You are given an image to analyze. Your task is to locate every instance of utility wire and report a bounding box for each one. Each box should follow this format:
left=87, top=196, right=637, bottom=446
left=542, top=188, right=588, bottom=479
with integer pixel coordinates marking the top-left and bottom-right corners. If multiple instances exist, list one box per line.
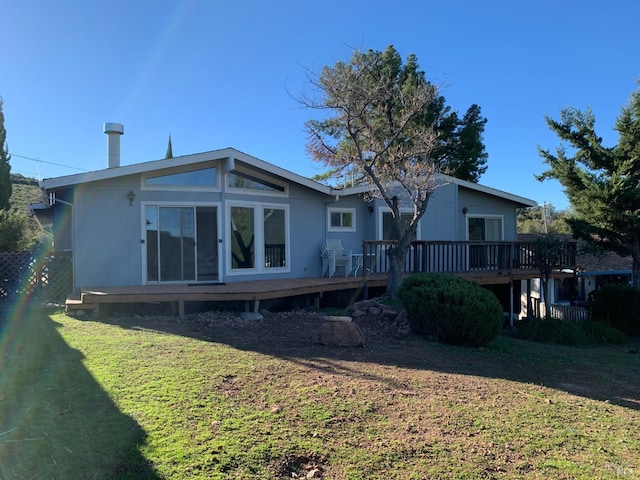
left=11, top=153, right=90, bottom=172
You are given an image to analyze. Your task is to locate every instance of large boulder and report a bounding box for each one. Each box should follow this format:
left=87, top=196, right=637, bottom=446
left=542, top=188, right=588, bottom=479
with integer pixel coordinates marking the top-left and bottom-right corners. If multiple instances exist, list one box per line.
left=313, top=316, right=365, bottom=347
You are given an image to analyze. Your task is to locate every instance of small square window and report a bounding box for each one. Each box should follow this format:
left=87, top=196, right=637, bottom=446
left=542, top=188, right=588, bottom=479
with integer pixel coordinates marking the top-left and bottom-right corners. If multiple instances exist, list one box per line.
left=328, top=208, right=356, bottom=232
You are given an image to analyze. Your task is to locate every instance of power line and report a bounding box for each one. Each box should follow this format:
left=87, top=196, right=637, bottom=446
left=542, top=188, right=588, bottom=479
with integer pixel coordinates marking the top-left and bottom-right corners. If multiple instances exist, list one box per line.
left=10, top=153, right=89, bottom=172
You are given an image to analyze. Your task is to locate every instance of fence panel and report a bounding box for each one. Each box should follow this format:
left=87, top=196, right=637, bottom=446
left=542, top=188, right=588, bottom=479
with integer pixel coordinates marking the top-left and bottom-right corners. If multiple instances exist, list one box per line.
left=0, top=251, right=72, bottom=307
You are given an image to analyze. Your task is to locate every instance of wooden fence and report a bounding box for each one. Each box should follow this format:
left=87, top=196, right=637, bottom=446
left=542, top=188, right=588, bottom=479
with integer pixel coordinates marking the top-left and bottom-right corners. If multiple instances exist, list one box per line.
left=0, top=250, right=72, bottom=307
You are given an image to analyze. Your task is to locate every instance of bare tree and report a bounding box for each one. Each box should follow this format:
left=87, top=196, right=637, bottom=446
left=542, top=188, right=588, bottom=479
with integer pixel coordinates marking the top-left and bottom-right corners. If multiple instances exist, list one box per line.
left=301, top=45, right=446, bottom=297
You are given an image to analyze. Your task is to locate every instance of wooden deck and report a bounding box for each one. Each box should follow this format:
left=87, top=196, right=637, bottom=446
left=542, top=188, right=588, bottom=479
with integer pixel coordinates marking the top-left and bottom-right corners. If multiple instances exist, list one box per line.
left=65, top=267, right=572, bottom=318
left=66, top=275, right=390, bottom=316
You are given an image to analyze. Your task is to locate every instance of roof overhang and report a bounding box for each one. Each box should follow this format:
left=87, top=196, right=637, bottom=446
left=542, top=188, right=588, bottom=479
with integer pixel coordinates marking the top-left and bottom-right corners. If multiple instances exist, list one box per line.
left=41, top=147, right=334, bottom=196
left=331, top=173, right=538, bottom=207
left=39, top=148, right=537, bottom=207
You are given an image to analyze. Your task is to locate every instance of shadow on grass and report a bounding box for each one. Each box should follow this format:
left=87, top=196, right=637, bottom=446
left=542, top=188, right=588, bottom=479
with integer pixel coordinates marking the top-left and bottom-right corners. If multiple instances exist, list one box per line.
left=0, top=307, right=160, bottom=479
left=92, top=306, right=640, bottom=412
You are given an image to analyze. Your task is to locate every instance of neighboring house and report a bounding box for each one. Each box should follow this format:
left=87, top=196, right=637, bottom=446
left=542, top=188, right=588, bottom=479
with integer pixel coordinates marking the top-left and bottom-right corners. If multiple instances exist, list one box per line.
left=36, top=124, right=538, bottom=299
left=574, top=250, right=633, bottom=305
left=517, top=233, right=633, bottom=318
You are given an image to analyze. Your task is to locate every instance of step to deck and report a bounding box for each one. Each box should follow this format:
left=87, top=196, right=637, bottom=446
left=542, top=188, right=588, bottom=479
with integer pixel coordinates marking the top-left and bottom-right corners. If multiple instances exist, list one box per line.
left=65, top=297, right=99, bottom=313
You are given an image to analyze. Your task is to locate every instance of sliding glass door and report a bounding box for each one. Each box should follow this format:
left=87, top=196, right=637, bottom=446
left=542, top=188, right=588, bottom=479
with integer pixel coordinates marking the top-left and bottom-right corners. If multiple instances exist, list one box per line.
left=145, top=206, right=219, bottom=283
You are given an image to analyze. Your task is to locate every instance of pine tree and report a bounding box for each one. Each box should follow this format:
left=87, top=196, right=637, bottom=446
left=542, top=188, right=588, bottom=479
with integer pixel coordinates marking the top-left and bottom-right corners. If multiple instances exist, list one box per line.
left=538, top=83, right=640, bottom=288
left=165, top=135, right=173, bottom=159
left=0, top=97, right=12, bottom=210
left=433, top=104, right=488, bottom=182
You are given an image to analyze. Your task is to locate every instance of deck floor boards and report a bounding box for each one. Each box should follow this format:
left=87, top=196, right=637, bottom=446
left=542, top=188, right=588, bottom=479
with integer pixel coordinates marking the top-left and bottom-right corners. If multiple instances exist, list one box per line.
left=66, top=269, right=567, bottom=313
left=70, top=275, right=389, bottom=312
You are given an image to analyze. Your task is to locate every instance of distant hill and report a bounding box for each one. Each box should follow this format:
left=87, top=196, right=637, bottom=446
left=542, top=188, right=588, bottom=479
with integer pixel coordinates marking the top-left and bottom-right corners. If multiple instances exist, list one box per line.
left=9, top=173, right=42, bottom=215
left=10, top=173, right=39, bottom=186
left=6, top=173, right=47, bottom=248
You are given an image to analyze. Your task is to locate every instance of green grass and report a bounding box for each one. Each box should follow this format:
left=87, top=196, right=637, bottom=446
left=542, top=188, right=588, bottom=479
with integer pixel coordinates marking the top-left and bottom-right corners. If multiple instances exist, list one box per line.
left=1, top=309, right=639, bottom=479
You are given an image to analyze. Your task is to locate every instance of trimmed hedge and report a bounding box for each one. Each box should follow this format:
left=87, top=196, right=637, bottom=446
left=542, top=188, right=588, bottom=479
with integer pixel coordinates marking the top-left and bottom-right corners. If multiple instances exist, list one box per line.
left=399, top=273, right=504, bottom=347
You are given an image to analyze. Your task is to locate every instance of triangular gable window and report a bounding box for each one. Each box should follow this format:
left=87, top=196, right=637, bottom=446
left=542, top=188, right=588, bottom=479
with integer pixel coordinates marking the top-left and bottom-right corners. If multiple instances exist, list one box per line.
left=227, top=171, right=285, bottom=193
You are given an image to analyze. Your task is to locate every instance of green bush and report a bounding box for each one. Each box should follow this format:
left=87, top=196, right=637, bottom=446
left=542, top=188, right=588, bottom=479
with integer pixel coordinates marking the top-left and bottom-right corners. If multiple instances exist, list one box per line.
left=398, top=273, right=504, bottom=347
left=580, top=320, right=628, bottom=345
left=515, top=317, right=591, bottom=345
left=515, top=318, right=628, bottom=346
left=590, top=284, right=640, bottom=336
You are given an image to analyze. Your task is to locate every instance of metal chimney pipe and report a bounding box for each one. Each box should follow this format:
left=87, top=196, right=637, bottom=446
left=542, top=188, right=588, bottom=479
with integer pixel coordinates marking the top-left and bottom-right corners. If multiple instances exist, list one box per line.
left=103, top=122, right=124, bottom=168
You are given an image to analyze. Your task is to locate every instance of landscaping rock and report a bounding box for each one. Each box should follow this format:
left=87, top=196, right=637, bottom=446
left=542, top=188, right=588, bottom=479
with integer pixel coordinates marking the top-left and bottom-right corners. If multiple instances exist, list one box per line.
left=313, top=316, right=365, bottom=347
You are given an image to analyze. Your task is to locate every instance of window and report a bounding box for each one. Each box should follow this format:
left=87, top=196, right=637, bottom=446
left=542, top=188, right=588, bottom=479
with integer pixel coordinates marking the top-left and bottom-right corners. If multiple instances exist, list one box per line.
left=228, top=202, right=289, bottom=274
left=144, top=166, right=218, bottom=189
left=145, top=205, right=219, bottom=283
left=555, top=277, right=575, bottom=303
left=230, top=206, right=255, bottom=270
left=382, top=211, right=415, bottom=240
left=467, top=216, right=503, bottom=241
left=227, top=170, right=286, bottom=194
left=264, top=207, right=286, bottom=268
left=467, top=215, right=504, bottom=269
left=328, top=208, right=356, bottom=232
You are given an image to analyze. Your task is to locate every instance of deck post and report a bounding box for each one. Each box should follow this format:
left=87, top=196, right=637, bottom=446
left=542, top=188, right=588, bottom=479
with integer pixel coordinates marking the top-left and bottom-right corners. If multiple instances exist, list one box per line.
left=509, top=279, right=514, bottom=328
left=178, top=300, right=185, bottom=319
left=526, top=279, right=532, bottom=320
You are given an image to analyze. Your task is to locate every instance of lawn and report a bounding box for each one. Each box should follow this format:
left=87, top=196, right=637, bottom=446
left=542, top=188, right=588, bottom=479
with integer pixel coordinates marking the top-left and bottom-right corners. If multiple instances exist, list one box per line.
left=1, top=307, right=639, bottom=479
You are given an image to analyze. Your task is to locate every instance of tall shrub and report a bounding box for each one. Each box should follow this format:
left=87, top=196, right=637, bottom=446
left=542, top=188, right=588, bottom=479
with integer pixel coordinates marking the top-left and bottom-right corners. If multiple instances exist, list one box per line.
left=399, top=273, right=504, bottom=347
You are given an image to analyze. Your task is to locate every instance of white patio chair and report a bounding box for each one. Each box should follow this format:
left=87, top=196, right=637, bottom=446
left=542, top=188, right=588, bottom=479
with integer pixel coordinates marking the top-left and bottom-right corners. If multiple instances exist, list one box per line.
left=320, top=239, right=352, bottom=277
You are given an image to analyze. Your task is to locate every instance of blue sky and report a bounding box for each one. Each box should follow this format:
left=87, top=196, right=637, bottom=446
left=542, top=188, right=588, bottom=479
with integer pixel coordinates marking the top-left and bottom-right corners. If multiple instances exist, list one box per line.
left=3, top=0, right=639, bottom=210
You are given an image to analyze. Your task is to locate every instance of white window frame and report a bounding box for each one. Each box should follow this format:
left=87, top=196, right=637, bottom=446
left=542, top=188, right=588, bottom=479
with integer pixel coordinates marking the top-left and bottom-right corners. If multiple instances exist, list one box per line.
left=328, top=207, right=357, bottom=232
left=465, top=214, right=504, bottom=241
left=225, top=200, right=290, bottom=276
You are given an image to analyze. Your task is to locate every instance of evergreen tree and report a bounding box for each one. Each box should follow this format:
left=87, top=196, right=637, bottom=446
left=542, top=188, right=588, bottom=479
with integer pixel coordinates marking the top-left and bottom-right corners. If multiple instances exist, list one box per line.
left=538, top=83, right=640, bottom=288
left=434, top=104, right=488, bottom=182
left=165, top=135, right=173, bottom=159
left=0, top=210, right=26, bottom=251
left=0, top=97, right=11, bottom=210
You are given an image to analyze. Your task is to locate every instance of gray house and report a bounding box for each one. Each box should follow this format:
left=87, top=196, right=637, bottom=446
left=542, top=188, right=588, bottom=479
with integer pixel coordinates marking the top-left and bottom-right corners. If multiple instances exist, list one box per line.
left=38, top=124, right=547, bottom=313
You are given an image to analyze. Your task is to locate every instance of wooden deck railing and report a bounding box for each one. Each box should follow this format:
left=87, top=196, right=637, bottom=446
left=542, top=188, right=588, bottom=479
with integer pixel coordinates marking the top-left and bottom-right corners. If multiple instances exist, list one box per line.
left=361, top=240, right=577, bottom=276
left=549, top=304, right=590, bottom=323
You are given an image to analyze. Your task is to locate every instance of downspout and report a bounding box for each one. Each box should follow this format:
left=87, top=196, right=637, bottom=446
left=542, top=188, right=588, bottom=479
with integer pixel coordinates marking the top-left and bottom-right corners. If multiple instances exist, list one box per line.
left=48, top=193, right=77, bottom=294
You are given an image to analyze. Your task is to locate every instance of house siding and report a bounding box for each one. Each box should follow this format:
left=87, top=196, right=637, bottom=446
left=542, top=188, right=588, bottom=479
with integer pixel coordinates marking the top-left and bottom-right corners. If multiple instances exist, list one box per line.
left=458, top=187, right=519, bottom=241
left=43, top=149, right=534, bottom=290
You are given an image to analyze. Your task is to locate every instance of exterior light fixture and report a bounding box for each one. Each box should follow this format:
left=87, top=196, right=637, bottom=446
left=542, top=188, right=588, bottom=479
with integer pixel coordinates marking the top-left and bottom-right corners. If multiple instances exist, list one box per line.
left=462, top=207, right=468, bottom=214
left=127, top=191, right=136, bottom=206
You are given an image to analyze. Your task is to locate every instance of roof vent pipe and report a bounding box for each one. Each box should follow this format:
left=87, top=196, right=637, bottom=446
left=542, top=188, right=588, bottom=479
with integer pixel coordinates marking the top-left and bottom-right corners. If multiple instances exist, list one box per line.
left=103, top=122, right=124, bottom=168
